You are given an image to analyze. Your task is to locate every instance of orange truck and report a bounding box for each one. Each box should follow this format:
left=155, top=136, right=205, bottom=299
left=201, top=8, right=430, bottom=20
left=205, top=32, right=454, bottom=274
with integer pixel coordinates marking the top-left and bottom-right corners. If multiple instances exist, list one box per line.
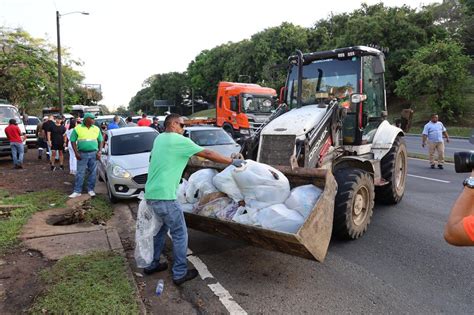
left=185, top=81, right=277, bottom=138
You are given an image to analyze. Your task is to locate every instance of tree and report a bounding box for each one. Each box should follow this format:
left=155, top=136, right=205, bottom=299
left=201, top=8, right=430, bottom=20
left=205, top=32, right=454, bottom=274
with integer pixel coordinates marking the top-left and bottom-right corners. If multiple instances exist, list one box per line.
left=395, top=39, right=470, bottom=122
left=0, top=27, right=84, bottom=115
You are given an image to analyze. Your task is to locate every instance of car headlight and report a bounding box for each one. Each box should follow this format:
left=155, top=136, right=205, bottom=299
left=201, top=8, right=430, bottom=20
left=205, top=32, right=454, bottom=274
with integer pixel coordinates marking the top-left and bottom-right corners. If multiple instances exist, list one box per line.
left=112, top=165, right=131, bottom=178
left=240, top=128, right=250, bottom=135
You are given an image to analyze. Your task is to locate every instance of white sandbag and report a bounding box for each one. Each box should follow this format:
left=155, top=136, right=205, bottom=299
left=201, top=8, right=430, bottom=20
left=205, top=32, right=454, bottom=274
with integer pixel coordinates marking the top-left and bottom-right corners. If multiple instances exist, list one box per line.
left=195, top=197, right=232, bottom=218
left=212, top=165, right=243, bottom=201
left=232, top=160, right=290, bottom=205
left=180, top=202, right=195, bottom=213
left=134, top=192, right=163, bottom=268
left=185, top=169, right=218, bottom=203
left=255, top=204, right=304, bottom=234
left=215, top=202, right=239, bottom=221
left=284, top=184, right=323, bottom=219
left=232, top=207, right=259, bottom=225
left=176, top=179, right=188, bottom=204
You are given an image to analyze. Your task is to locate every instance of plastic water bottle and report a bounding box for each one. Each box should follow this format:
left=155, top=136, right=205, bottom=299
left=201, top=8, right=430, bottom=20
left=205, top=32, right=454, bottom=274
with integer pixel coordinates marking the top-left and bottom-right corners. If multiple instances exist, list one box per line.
left=155, top=279, right=164, bottom=296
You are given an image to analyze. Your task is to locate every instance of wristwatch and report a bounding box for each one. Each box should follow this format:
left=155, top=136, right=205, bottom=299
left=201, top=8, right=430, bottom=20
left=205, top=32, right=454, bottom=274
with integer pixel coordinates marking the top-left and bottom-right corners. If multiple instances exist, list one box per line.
left=463, top=177, right=474, bottom=189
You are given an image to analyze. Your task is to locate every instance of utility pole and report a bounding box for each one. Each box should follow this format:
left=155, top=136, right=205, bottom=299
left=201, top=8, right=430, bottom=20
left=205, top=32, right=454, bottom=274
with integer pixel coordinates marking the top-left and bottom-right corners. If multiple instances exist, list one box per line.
left=56, top=11, right=63, bottom=114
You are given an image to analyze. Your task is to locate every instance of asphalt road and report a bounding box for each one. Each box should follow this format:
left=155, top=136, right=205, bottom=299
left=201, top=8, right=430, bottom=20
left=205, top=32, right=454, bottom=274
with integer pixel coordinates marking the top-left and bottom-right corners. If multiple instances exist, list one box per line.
left=176, top=158, right=473, bottom=313
left=404, top=135, right=472, bottom=158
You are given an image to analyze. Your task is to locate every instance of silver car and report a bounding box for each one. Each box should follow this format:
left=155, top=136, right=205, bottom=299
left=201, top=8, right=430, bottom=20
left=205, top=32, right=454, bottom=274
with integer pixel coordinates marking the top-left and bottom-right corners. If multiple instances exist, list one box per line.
left=97, top=127, right=159, bottom=202
left=184, top=126, right=241, bottom=157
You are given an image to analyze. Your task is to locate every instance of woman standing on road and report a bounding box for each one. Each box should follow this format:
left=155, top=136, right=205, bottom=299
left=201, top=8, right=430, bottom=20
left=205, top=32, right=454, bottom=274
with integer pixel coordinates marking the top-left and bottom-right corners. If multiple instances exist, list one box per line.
left=66, top=119, right=77, bottom=175
left=47, top=115, right=67, bottom=171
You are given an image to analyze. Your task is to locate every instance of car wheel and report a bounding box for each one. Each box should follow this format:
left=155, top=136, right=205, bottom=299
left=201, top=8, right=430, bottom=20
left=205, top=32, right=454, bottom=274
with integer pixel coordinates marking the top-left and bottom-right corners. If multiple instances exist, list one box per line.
left=106, top=178, right=118, bottom=203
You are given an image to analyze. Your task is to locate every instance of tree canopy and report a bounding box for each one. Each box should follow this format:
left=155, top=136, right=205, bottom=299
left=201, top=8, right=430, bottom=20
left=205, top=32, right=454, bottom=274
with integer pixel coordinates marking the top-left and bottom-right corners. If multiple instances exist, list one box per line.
left=0, top=27, right=95, bottom=115
left=129, top=1, right=472, bottom=121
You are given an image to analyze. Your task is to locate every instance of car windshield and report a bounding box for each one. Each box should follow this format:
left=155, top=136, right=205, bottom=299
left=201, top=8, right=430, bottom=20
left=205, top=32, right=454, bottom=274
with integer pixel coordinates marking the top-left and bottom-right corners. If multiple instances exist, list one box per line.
left=110, top=132, right=158, bottom=156
left=287, top=57, right=360, bottom=107
left=189, top=129, right=235, bottom=146
left=0, top=107, right=21, bottom=125
left=241, top=94, right=274, bottom=113
left=27, top=117, right=40, bottom=125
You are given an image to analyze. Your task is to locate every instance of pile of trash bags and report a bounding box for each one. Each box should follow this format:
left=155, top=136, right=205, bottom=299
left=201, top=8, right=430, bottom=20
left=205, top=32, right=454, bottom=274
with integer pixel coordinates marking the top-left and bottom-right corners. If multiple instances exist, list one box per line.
left=177, top=160, right=322, bottom=234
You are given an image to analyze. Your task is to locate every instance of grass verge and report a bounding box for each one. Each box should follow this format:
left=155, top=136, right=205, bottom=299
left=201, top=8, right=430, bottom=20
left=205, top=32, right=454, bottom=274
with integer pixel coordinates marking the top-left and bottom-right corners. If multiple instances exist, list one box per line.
left=0, top=190, right=67, bottom=253
left=86, top=195, right=114, bottom=223
left=408, top=126, right=471, bottom=138
left=189, top=108, right=216, bottom=118
left=31, top=251, right=139, bottom=314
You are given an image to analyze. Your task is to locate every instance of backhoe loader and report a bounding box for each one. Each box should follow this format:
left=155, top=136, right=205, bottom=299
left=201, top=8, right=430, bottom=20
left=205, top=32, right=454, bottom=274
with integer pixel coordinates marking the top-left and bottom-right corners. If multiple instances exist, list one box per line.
left=183, top=46, right=410, bottom=261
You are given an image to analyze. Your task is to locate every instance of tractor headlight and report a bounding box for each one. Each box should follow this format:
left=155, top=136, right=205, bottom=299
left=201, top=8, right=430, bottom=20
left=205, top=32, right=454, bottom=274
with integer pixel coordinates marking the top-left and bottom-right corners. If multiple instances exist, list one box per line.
left=112, top=165, right=131, bottom=179
left=240, top=128, right=250, bottom=135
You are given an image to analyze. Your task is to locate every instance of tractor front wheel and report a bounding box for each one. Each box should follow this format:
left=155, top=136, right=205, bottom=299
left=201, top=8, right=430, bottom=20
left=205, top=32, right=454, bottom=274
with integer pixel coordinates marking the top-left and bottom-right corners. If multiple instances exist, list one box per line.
left=333, top=169, right=375, bottom=240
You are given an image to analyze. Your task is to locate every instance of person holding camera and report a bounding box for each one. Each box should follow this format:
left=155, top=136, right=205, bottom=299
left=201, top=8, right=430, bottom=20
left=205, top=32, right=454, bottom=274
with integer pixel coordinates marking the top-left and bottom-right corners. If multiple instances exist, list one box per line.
left=444, top=151, right=474, bottom=246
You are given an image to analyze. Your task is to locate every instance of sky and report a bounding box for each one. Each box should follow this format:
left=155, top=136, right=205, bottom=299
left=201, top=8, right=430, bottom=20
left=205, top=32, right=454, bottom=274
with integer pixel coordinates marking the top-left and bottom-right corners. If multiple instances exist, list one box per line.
left=1, top=0, right=440, bottom=110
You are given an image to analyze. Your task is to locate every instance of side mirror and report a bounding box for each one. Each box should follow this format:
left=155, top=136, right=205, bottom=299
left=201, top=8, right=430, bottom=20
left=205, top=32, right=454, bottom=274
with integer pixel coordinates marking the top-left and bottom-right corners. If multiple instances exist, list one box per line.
left=351, top=93, right=367, bottom=103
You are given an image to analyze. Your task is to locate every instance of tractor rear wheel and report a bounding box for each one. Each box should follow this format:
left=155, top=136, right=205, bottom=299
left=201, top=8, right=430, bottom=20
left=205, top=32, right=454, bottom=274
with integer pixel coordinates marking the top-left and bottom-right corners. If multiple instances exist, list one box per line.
left=333, top=169, right=375, bottom=240
left=375, top=136, right=407, bottom=204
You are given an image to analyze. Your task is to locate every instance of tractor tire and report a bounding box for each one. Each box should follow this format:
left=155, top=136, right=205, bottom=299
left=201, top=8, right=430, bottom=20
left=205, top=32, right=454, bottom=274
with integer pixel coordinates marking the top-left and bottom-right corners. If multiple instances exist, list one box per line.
left=375, top=136, right=407, bottom=204
left=333, top=169, right=375, bottom=240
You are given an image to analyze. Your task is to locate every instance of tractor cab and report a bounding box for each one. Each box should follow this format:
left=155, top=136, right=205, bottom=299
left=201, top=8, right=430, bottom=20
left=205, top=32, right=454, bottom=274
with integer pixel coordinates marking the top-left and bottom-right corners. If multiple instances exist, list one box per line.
left=285, top=46, right=387, bottom=146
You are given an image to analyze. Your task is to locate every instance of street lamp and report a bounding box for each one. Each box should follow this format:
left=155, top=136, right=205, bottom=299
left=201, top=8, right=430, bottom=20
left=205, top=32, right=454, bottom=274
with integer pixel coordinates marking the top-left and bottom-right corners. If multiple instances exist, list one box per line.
left=56, top=10, right=89, bottom=114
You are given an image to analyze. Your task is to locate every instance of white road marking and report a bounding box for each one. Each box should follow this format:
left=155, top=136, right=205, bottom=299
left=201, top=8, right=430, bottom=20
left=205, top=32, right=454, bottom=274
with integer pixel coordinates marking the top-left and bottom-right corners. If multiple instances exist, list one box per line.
left=187, top=255, right=213, bottom=280
left=186, top=244, right=247, bottom=313
left=208, top=283, right=248, bottom=315
left=407, top=174, right=451, bottom=183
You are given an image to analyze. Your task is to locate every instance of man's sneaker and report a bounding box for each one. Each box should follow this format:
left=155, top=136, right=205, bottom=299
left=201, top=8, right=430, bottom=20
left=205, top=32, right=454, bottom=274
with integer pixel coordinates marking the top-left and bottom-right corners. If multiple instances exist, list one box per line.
left=60, top=165, right=64, bottom=171
left=38, top=156, right=42, bottom=160
left=69, top=192, right=82, bottom=198
left=173, top=269, right=199, bottom=286
left=88, top=191, right=96, bottom=197
left=51, top=165, right=55, bottom=171
left=143, top=262, right=168, bottom=275
left=438, top=164, right=444, bottom=169
left=430, top=164, right=435, bottom=169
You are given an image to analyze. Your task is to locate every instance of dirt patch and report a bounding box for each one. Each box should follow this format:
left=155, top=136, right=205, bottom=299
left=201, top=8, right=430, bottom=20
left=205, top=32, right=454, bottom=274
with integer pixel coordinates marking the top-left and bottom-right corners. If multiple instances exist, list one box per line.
left=0, top=247, right=52, bottom=314
left=0, top=148, right=74, bottom=195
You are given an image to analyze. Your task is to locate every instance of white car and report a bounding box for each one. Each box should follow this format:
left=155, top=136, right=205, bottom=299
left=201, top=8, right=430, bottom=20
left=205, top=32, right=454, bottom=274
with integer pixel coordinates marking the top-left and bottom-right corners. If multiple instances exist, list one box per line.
left=184, top=126, right=241, bottom=157
left=24, top=116, right=41, bottom=147
left=0, top=104, right=27, bottom=157
left=97, top=127, right=159, bottom=202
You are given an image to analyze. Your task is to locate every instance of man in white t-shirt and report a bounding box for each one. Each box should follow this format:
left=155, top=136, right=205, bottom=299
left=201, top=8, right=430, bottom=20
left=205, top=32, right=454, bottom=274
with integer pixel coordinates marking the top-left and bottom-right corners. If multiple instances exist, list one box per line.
left=422, top=114, right=450, bottom=169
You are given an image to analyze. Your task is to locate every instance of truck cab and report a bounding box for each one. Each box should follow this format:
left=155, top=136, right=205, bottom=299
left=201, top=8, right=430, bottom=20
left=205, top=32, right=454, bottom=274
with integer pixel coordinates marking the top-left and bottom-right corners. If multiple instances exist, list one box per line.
left=215, top=81, right=276, bottom=138
left=0, top=104, right=27, bottom=157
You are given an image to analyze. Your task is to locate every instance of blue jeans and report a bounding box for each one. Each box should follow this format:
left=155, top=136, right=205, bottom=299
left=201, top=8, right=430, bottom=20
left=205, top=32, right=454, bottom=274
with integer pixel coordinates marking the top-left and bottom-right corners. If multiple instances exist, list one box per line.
left=10, top=142, right=24, bottom=166
left=73, top=151, right=97, bottom=193
left=146, top=200, right=188, bottom=280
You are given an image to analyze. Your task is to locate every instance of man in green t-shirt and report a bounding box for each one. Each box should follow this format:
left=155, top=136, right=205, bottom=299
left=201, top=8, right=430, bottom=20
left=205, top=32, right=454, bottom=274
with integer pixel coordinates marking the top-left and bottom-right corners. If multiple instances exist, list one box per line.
left=144, top=113, right=243, bottom=285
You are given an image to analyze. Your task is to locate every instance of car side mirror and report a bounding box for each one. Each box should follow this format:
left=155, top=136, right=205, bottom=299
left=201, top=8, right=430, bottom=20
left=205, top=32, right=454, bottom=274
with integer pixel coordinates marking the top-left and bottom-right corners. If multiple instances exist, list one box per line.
left=351, top=93, right=367, bottom=103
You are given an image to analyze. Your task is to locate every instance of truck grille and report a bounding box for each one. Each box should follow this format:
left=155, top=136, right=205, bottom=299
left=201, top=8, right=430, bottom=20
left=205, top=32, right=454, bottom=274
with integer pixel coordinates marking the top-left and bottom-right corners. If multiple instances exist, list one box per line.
left=258, top=135, right=295, bottom=166
left=133, top=174, right=148, bottom=185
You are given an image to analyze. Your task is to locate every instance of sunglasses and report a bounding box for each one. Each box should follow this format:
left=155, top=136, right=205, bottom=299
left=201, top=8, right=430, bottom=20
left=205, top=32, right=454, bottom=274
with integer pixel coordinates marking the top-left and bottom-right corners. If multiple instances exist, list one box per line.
left=176, top=122, right=185, bottom=128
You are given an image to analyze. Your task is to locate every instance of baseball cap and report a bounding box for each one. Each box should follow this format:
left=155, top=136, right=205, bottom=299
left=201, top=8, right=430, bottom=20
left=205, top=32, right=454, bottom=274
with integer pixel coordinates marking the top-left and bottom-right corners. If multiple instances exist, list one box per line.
left=83, top=113, right=95, bottom=120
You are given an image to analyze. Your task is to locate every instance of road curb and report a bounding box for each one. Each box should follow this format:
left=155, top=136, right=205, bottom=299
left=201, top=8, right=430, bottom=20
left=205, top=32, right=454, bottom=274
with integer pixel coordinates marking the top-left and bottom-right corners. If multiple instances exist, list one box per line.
left=109, top=202, right=147, bottom=315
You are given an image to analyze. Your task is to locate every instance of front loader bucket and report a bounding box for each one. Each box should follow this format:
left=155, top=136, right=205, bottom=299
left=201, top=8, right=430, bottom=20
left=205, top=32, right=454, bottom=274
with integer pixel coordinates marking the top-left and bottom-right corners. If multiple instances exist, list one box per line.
left=183, top=159, right=337, bottom=262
